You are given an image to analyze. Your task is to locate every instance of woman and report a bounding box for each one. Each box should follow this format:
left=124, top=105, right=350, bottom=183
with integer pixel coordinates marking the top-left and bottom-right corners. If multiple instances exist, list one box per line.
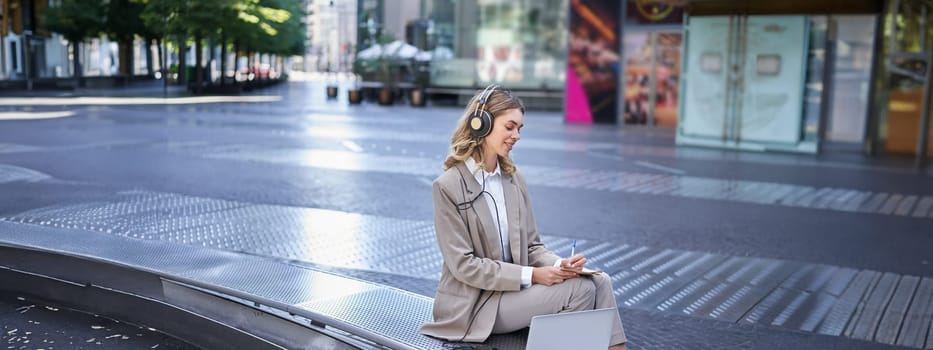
left=420, top=85, right=627, bottom=349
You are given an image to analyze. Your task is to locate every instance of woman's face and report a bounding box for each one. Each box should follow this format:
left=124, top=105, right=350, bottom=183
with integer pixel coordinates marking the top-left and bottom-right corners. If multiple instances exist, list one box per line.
left=485, top=108, right=523, bottom=159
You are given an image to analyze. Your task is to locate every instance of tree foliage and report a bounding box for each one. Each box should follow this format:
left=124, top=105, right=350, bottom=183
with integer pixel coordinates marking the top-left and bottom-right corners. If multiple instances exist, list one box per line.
left=256, top=0, right=305, bottom=56
left=45, top=0, right=304, bottom=55
left=106, top=0, right=147, bottom=42
left=43, top=0, right=107, bottom=43
left=42, top=0, right=305, bottom=83
left=139, top=0, right=304, bottom=55
left=43, top=0, right=108, bottom=81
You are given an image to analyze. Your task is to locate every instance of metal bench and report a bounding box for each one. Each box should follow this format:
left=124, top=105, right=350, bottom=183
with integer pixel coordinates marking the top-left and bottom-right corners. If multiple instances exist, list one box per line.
left=0, top=221, right=525, bottom=349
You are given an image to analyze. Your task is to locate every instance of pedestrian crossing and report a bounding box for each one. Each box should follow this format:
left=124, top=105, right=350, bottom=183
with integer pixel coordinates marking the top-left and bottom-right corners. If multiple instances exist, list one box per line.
left=158, top=143, right=933, bottom=219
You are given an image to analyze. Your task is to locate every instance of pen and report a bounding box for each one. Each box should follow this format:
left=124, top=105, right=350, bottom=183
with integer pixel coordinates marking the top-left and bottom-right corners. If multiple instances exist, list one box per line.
left=571, top=239, right=576, bottom=257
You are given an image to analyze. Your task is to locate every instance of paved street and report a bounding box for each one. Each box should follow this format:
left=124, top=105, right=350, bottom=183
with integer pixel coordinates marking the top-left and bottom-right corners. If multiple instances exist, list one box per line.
left=1, top=79, right=931, bottom=349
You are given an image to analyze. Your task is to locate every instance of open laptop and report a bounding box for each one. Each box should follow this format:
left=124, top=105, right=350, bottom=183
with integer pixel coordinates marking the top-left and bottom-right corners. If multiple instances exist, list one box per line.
left=524, top=308, right=615, bottom=350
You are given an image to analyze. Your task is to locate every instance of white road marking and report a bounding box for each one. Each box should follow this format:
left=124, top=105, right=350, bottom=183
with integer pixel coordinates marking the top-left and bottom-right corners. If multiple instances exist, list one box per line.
left=635, top=160, right=686, bottom=175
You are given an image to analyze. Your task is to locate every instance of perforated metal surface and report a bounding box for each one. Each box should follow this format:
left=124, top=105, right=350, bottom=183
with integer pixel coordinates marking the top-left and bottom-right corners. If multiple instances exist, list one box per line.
left=896, top=277, right=933, bottom=348
left=5, top=191, right=933, bottom=349
left=818, top=270, right=879, bottom=336
left=297, top=288, right=437, bottom=349
left=847, top=272, right=899, bottom=341
left=0, top=221, right=448, bottom=350
left=163, top=144, right=933, bottom=219
left=876, top=276, right=920, bottom=345
left=5, top=191, right=440, bottom=277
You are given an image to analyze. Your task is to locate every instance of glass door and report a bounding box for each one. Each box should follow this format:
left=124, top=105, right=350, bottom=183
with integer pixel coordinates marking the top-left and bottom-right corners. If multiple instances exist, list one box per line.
left=679, top=16, right=730, bottom=138
left=678, top=15, right=813, bottom=152
left=881, top=0, right=933, bottom=157
left=825, top=16, right=877, bottom=143
left=885, top=55, right=930, bottom=154
left=737, top=16, right=809, bottom=144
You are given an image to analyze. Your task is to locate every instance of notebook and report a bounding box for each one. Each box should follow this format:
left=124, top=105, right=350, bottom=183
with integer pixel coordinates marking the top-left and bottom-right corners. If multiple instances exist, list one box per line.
left=524, top=308, right=614, bottom=350
left=560, top=266, right=603, bottom=276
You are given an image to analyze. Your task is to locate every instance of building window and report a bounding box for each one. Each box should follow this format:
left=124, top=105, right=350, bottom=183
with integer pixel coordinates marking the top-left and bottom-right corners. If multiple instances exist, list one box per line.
left=10, top=42, right=17, bottom=71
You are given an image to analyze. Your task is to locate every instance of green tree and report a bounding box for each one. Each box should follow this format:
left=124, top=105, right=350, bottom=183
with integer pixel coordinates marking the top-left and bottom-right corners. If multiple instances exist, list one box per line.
left=105, top=0, right=147, bottom=78
left=141, top=0, right=198, bottom=85
left=248, top=0, right=305, bottom=76
left=43, top=0, right=107, bottom=86
left=263, top=0, right=305, bottom=57
left=228, top=0, right=302, bottom=80
left=139, top=0, right=304, bottom=90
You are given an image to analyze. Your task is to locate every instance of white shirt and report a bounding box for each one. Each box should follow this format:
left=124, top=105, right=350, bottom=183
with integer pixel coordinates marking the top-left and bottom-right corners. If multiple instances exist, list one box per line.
left=465, top=158, right=534, bottom=288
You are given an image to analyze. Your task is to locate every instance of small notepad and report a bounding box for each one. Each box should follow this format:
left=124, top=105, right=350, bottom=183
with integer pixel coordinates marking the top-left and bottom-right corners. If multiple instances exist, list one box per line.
left=561, top=266, right=602, bottom=275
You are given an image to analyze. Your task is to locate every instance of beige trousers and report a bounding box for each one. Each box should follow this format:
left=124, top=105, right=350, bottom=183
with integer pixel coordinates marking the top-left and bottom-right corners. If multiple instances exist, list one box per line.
left=492, top=273, right=627, bottom=346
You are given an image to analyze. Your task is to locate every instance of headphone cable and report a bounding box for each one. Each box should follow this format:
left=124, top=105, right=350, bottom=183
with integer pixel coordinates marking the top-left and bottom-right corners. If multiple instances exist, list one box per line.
left=449, top=163, right=506, bottom=344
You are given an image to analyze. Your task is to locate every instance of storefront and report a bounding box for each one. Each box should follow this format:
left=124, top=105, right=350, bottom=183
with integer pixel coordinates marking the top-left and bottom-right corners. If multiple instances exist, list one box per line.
left=422, top=0, right=568, bottom=91
left=621, top=2, right=684, bottom=127
left=677, top=0, right=931, bottom=165
left=879, top=0, right=933, bottom=165
left=365, top=0, right=931, bottom=166
left=566, top=0, right=684, bottom=125
left=678, top=15, right=816, bottom=152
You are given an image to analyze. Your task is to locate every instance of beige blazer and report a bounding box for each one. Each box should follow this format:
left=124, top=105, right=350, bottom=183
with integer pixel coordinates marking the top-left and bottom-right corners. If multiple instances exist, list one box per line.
left=421, top=162, right=560, bottom=342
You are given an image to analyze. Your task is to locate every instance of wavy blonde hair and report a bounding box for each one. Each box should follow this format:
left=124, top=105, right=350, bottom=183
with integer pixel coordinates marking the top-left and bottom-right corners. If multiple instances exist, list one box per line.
left=443, top=87, right=525, bottom=175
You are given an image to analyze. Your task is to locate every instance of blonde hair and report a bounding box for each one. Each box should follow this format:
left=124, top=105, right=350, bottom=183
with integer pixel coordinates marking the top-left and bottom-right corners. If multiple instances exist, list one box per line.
left=443, top=87, right=525, bottom=175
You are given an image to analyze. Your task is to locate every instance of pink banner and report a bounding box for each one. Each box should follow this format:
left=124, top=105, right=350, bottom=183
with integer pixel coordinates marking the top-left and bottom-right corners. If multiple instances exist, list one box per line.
left=565, top=0, right=621, bottom=124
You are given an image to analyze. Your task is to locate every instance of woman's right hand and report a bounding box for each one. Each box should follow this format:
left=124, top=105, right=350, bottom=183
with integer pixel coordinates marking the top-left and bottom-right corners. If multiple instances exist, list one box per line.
left=531, top=266, right=578, bottom=286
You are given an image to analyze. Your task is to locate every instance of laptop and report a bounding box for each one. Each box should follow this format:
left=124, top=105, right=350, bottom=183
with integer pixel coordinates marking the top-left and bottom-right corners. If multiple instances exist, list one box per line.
left=524, top=308, right=615, bottom=350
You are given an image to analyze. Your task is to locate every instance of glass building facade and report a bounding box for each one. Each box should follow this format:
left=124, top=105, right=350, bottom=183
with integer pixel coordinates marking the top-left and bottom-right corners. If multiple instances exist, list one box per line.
left=422, top=0, right=568, bottom=90
left=676, top=0, right=930, bottom=163
left=877, top=0, right=933, bottom=156
left=803, top=15, right=878, bottom=145
left=356, top=0, right=930, bottom=161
